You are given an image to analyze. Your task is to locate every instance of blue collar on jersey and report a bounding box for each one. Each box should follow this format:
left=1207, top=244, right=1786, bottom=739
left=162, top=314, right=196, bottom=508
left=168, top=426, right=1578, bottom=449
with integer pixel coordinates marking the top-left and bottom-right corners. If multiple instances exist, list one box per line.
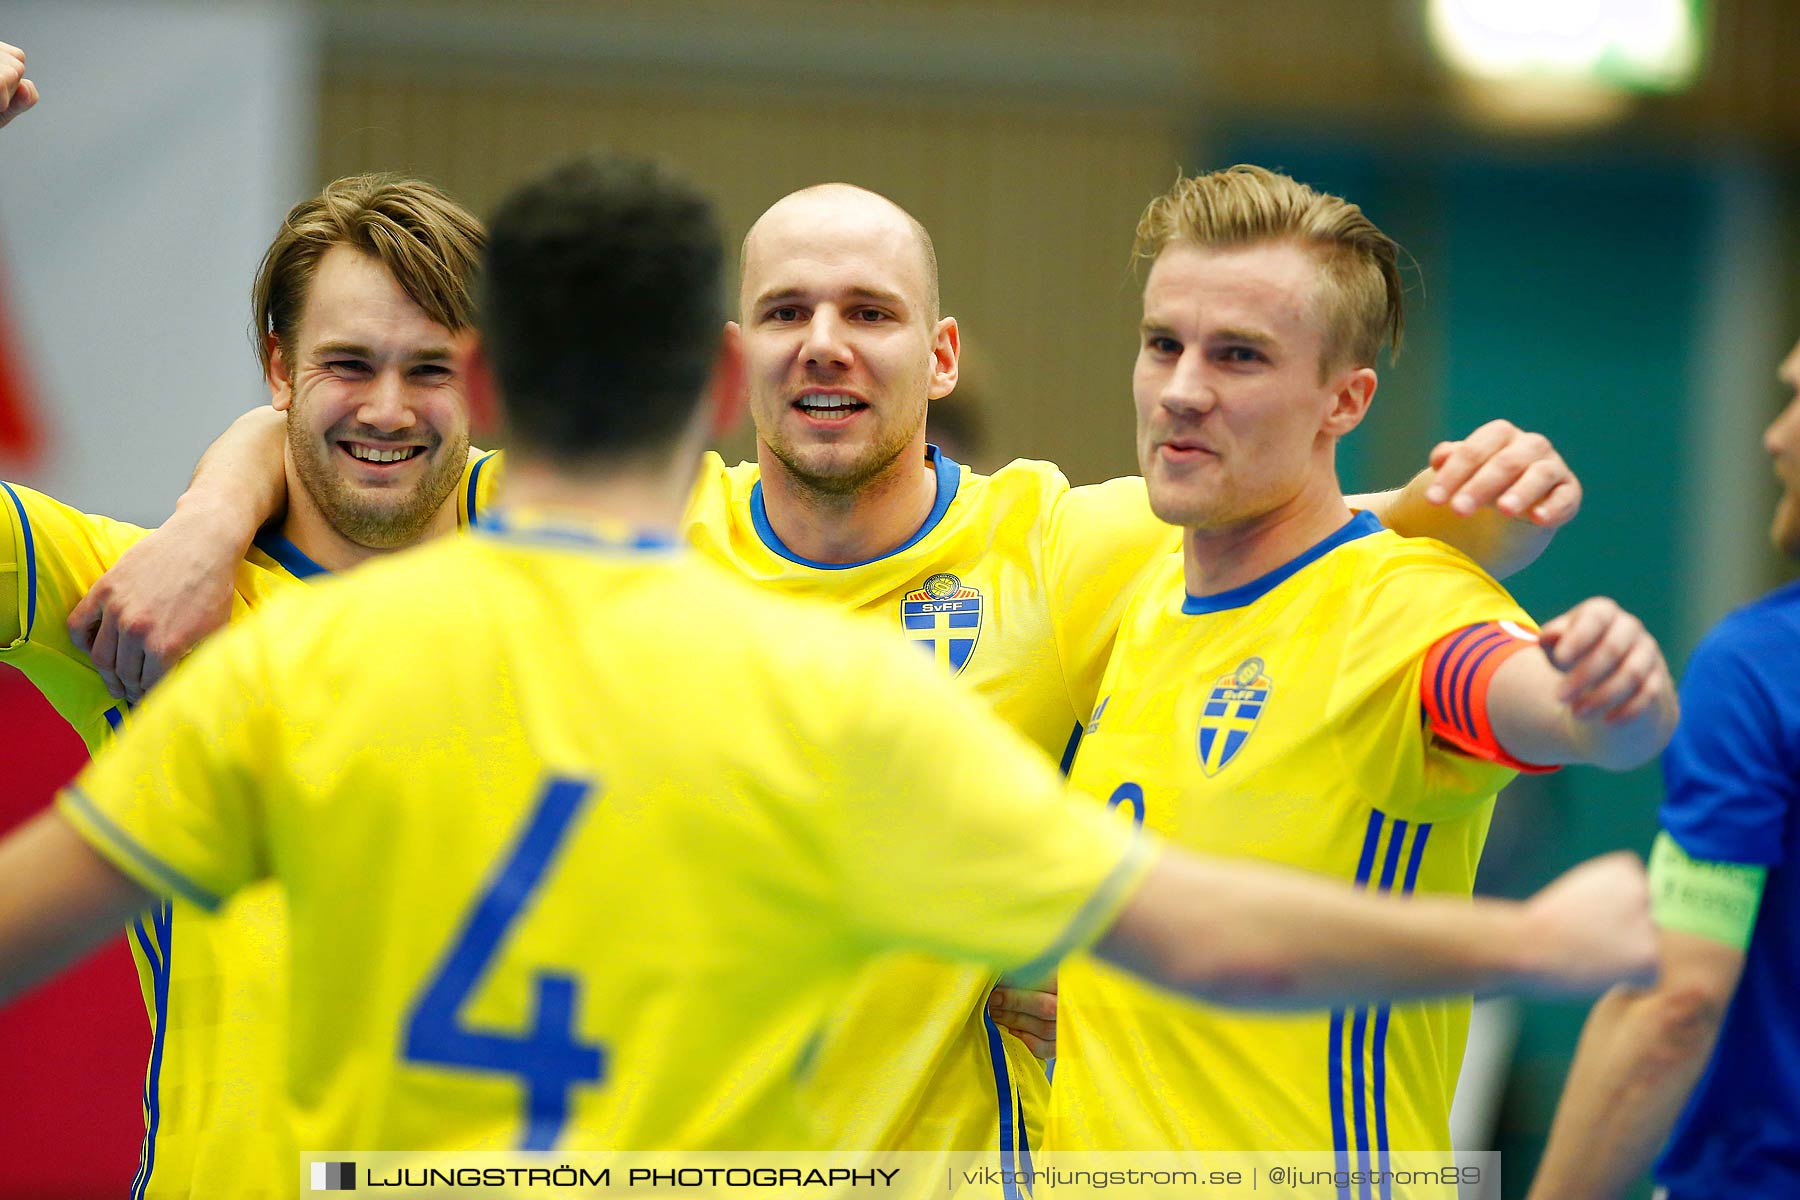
left=463, top=450, right=497, bottom=525
left=747, top=444, right=963, bottom=570
left=253, top=528, right=332, bottom=580
left=1181, top=509, right=1383, bottom=615
left=474, top=508, right=680, bottom=554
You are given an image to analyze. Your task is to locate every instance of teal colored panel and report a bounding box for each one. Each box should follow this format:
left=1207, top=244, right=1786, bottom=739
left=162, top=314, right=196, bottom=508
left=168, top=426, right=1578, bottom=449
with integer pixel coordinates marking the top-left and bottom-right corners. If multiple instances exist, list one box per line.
left=1440, top=159, right=1703, bottom=645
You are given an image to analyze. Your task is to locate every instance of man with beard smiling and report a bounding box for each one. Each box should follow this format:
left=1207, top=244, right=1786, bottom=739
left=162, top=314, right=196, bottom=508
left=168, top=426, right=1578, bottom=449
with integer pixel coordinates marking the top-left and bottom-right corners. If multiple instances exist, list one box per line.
left=78, top=180, right=1586, bottom=1175
left=0, top=171, right=495, bottom=1198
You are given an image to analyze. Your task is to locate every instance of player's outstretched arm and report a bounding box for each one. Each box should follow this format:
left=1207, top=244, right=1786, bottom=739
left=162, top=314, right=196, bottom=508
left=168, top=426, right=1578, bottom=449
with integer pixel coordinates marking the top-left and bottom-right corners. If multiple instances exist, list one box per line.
left=67, top=405, right=289, bottom=704
left=1487, top=597, right=1679, bottom=771
left=0, top=42, right=39, bottom=130
left=0, top=810, right=152, bottom=1007
left=1527, top=927, right=1745, bottom=1200
left=1355, top=419, right=1581, bottom=580
left=1094, top=849, right=1657, bottom=1010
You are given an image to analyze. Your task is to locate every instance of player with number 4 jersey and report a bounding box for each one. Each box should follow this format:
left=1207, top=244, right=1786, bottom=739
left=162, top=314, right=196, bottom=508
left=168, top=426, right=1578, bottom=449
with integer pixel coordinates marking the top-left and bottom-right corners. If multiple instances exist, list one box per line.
left=53, top=517, right=1158, bottom=1155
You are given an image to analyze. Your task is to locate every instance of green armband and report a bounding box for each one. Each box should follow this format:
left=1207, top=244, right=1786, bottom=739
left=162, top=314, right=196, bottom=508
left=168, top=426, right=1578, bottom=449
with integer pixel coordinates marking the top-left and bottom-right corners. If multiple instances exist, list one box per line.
left=1649, top=831, right=1767, bottom=951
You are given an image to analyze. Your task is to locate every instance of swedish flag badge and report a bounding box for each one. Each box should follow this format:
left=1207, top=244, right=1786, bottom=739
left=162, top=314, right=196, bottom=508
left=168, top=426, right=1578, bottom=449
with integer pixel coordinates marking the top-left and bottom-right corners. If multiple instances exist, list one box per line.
left=1196, top=656, right=1272, bottom=776
left=901, top=572, right=984, bottom=675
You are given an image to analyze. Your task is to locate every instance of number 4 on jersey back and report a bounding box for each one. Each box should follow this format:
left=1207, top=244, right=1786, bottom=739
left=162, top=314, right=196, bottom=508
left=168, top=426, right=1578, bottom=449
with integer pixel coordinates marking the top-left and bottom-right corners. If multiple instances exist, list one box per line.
left=404, top=776, right=607, bottom=1149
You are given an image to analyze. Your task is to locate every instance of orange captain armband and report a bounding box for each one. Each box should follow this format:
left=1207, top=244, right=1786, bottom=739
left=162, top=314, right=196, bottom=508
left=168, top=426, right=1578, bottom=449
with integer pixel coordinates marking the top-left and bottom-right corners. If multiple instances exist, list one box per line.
left=1421, top=620, right=1560, bottom=774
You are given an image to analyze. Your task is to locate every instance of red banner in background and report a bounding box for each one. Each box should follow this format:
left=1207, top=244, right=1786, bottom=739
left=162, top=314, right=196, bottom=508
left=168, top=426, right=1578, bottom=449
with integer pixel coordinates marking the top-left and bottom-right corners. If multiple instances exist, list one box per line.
left=0, top=668, right=145, bottom=1199
left=0, top=261, right=46, bottom=466
left=0, top=252, right=136, bottom=1195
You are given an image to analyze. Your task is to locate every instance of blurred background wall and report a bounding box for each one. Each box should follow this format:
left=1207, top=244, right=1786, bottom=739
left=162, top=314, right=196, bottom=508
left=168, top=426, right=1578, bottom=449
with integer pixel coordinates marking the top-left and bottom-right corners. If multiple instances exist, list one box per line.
left=1, top=2, right=1797, bottom=1197
left=0, top=0, right=312, bottom=521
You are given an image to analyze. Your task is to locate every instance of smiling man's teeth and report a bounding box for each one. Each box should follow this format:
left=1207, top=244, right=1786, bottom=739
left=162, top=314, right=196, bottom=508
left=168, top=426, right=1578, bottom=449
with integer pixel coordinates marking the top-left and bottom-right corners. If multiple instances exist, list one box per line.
left=346, top=444, right=419, bottom=463
left=797, top=394, right=863, bottom=417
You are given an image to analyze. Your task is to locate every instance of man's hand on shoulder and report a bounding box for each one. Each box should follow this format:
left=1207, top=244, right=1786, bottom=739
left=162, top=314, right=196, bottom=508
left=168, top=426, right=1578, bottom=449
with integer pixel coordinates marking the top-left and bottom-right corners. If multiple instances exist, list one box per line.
left=68, top=507, right=246, bottom=705
left=67, top=404, right=292, bottom=703
left=1427, top=419, right=1582, bottom=527
left=1372, top=420, right=1581, bottom=579
left=0, top=43, right=38, bottom=130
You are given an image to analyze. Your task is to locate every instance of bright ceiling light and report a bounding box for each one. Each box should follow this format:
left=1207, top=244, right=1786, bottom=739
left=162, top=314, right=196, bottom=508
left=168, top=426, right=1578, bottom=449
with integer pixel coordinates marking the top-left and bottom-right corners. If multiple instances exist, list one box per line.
left=1428, top=0, right=1704, bottom=93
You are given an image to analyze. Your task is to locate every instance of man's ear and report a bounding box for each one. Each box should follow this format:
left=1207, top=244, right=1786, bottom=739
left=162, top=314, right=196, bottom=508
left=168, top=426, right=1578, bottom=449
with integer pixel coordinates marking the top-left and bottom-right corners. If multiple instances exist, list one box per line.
left=1323, top=365, right=1376, bottom=438
left=267, top=335, right=294, bottom=412
left=708, top=322, right=748, bottom=440
left=927, top=316, right=960, bottom=401
left=460, top=339, right=502, bottom=438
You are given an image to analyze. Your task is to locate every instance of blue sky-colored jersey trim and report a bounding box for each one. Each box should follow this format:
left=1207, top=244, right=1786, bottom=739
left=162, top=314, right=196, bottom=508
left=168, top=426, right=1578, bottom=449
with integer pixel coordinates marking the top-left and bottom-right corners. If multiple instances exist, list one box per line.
left=1364, top=817, right=1409, bottom=1200
left=62, top=787, right=223, bottom=912
left=1015, top=1086, right=1035, bottom=1185
left=1182, top=509, right=1382, bottom=615
left=1326, top=811, right=1433, bottom=1200
left=129, top=901, right=172, bottom=1200
left=465, top=450, right=496, bottom=525
left=981, top=1014, right=1022, bottom=1200
left=1, top=480, right=37, bottom=638
left=475, top=512, right=680, bottom=555
left=1057, top=721, right=1084, bottom=776
left=252, top=529, right=331, bottom=580
left=748, top=445, right=962, bottom=570
left=1330, top=809, right=1386, bottom=1196
left=1370, top=821, right=1431, bottom=1200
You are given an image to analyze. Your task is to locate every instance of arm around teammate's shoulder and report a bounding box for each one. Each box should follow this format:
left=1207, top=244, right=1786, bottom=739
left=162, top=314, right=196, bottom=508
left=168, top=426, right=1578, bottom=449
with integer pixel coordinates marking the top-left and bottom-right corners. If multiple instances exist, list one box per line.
left=1486, top=597, right=1679, bottom=771
left=66, top=405, right=289, bottom=703
left=1092, top=847, right=1657, bottom=1010
left=1360, top=418, right=1582, bottom=580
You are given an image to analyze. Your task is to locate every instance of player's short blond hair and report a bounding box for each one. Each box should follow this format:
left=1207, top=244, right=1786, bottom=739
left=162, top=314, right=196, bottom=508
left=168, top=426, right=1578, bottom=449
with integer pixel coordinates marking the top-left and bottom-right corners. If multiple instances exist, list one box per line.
left=252, top=173, right=485, bottom=376
left=1133, top=165, right=1404, bottom=375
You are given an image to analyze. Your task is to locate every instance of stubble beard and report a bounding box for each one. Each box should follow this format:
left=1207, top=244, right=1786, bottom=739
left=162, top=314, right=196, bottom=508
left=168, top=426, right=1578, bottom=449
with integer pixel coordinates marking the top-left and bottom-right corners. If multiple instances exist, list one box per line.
left=289, top=419, right=469, bottom=550
left=764, top=416, right=918, bottom=501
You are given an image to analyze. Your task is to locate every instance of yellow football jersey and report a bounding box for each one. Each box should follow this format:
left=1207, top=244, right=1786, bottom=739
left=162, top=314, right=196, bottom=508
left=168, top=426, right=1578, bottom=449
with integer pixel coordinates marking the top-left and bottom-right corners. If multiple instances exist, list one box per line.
left=1, top=450, right=500, bottom=1199
left=59, top=511, right=1151, bottom=1165
left=680, top=448, right=1175, bottom=1163
left=1048, top=512, right=1531, bottom=1172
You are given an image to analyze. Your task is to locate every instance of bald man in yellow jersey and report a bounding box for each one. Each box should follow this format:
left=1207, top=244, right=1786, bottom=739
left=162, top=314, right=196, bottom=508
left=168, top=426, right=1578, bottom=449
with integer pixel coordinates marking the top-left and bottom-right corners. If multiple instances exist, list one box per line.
left=1044, top=167, right=1679, bottom=1186
left=0, top=153, right=1660, bottom=1190
left=2, top=173, right=499, bottom=1198
left=75, top=181, right=1582, bottom=1174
